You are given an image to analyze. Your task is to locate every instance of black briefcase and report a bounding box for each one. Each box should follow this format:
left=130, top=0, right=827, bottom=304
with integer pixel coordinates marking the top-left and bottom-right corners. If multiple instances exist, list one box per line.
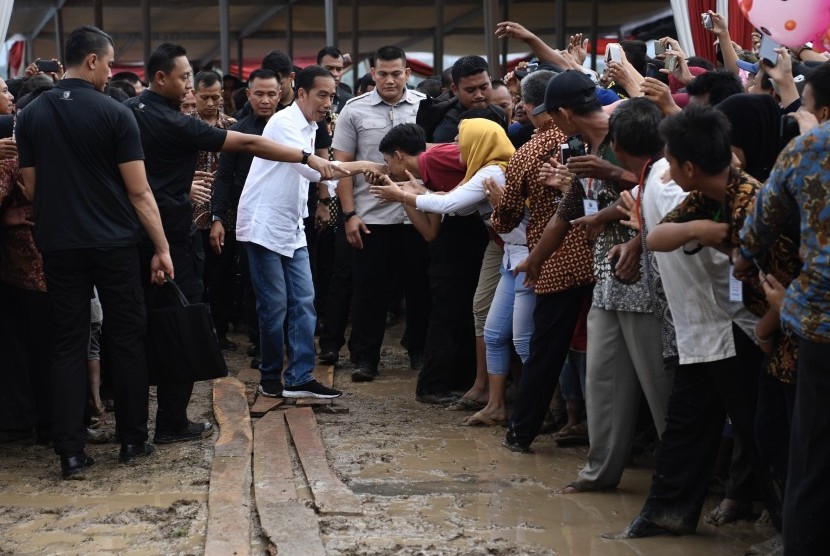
left=146, top=276, right=229, bottom=385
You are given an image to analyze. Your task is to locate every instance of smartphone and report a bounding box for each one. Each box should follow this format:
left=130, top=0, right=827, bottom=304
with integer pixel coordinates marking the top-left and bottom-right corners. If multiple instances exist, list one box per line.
left=566, top=134, right=587, bottom=158
left=759, top=35, right=781, bottom=66
left=646, top=63, right=659, bottom=78
left=606, top=43, right=622, bottom=64
left=36, top=59, right=61, bottom=73
left=526, top=62, right=539, bottom=74
left=651, top=40, right=666, bottom=57
left=701, top=13, right=714, bottom=30
left=664, top=53, right=679, bottom=72
left=780, top=114, right=800, bottom=141
left=560, top=143, right=571, bottom=165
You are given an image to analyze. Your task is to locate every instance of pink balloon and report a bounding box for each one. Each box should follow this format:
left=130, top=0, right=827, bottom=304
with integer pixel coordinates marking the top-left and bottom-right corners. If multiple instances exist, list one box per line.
left=738, top=0, right=830, bottom=48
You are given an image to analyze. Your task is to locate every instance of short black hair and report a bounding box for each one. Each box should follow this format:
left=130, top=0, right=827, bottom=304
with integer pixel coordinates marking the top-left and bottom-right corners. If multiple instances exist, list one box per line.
left=317, top=46, right=343, bottom=64
left=296, top=65, right=334, bottom=93
left=687, top=56, right=715, bottom=70
left=146, top=43, right=187, bottom=79
left=520, top=70, right=554, bottom=107
left=451, top=55, right=489, bottom=86
left=19, top=75, right=55, bottom=97
left=441, top=68, right=453, bottom=89
left=261, top=50, right=293, bottom=78
left=111, top=71, right=142, bottom=85
left=459, top=107, right=507, bottom=131
left=223, top=75, right=244, bottom=90
left=570, top=98, right=603, bottom=116
left=356, top=73, right=374, bottom=95
left=415, top=78, right=442, bottom=97
left=686, top=69, right=744, bottom=106
left=107, top=79, right=137, bottom=98
left=232, top=88, right=248, bottom=111
left=659, top=104, right=732, bottom=175
left=608, top=97, right=664, bottom=157
left=805, top=61, right=830, bottom=110
left=105, top=84, right=129, bottom=102
left=374, top=46, right=407, bottom=66
left=378, top=123, right=426, bottom=156
left=248, top=68, right=277, bottom=83
left=194, top=70, right=221, bottom=90
left=621, top=40, right=647, bottom=75
left=64, top=25, right=113, bottom=67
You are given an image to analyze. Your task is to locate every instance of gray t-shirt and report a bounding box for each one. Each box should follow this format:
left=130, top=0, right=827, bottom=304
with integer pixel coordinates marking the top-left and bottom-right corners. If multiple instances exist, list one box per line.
left=332, top=88, right=424, bottom=225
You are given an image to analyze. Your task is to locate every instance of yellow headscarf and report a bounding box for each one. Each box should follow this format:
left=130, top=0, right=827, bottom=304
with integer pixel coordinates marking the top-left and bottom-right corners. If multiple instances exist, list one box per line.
left=458, top=118, right=516, bottom=184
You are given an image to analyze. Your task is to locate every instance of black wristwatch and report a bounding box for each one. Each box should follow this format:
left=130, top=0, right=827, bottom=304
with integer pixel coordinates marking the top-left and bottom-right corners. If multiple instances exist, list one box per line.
left=318, top=196, right=332, bottom=206
left=301, top=148, right=312, bottom=165
left=341, top=210, right=357, bottom=223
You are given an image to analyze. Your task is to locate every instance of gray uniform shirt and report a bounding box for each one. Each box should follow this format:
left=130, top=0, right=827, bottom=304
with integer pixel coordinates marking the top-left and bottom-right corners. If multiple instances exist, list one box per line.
left=332, top=88, right=425, bottom=225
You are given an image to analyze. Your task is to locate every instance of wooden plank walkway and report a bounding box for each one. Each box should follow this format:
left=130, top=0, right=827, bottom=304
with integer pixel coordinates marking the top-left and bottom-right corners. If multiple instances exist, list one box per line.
left=205, top=378, right=252, bottom=556
left=284, top=407, right=362, bottom=516
left=253, top=412, right=325, bottom=555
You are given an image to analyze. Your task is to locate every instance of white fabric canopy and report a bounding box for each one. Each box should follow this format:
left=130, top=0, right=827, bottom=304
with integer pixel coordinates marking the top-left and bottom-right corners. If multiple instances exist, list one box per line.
left=0, top=0, right=14, bottom=46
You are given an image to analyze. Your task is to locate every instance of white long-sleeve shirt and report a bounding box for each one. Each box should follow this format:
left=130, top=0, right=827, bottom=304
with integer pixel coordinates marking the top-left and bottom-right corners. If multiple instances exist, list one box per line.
left=236, top=103, right=331, bottom=257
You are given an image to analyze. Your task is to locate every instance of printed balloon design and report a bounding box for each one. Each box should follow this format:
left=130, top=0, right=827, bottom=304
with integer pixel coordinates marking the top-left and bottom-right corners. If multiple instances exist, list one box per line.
left=738, top=0, right=830, bottom=48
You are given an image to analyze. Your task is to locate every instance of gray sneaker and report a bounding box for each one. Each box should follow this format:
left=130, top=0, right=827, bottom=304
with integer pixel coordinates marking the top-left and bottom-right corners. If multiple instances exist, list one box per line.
left=282, top=379, right=342, bottom=399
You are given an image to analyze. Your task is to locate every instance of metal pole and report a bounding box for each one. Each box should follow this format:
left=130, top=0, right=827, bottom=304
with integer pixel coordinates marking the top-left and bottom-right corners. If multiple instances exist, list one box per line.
left=219, top=0, right=230, bottom=72
left=325, top=0, right=337, bottom=48
left=555, top=0, right=566, bottom=50
left=54, top=9, right=65, bottom=63
left=94, top=0, right=103, bottom=29
left=351, top=0, right=359, bottom=90
left=237, top=37, right=244, bottom=79
left=142, top=0, right=151, bottom=72
left=483, top=0, right=501, bottom=78
left=433, top=0, right=444, bottom=77
left=286, top=4, right=294, bottom=60
left=500, top=0, right=508, bottom=76
left=590, top=0, right=599, bottom=71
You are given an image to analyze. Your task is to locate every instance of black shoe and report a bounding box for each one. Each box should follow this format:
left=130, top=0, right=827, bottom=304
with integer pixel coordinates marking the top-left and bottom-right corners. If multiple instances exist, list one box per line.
left=118, top=442, right=155, bottom=464
left=218, top=337, right=239, bottom=351
left=258, top=380, right=284, bottom=398
left=282, top=379, right=342, bottom=399
left=409, top=351, right=424, bottom=371
left=60, top=453, right=95, bottom=479
left=247, top=344, right=260, bottom=357
left=351, top=366, right=379, bottom=383
left=503, top=427, right=533, bottom=453
left=154, top=421, right=213, bottom=444
left=250, top=357, right=261, bottom=369
left=415, top=392, right=458, bottom=406
left=319, top=350, right=339, bottom=365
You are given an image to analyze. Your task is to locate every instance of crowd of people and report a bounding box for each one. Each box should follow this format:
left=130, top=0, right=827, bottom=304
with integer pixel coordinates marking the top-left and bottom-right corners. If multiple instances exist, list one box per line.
left=1, top=10, right=828, bottom=554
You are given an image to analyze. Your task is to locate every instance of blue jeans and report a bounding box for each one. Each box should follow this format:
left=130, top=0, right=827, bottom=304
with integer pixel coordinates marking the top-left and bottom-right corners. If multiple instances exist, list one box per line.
left=246, top=243, right=316, bottom=387
left=483, top=264, right=536, bottom=376
left=559, top=350, right=587, bottom=401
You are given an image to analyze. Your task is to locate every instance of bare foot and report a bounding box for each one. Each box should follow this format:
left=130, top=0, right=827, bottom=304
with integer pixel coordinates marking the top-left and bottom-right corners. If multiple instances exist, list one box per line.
left=557, top=484, right=584, bottom=494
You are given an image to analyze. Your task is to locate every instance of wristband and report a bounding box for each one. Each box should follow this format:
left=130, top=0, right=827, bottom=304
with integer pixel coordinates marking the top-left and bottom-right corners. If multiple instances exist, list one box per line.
left=341, top=210, right=357, bottom=223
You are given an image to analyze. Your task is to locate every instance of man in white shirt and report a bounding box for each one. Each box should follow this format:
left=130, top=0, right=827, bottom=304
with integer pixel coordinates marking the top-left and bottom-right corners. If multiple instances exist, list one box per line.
left=237, top=65, right=382, bottom=398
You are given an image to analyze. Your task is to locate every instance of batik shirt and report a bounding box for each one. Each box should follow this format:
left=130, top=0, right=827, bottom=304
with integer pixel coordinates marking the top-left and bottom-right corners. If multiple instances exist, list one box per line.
left=741, top=124, right=830, bottom=345
left=0, top=159, right=45, bottom=292
left=192, top=112, right=235, bottom=230
left=556, top=139, right=653, bottom=313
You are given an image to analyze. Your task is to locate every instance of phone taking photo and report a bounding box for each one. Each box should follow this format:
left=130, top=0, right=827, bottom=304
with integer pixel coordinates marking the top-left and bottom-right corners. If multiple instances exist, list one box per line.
left=759, top=35, right=781, bottom=67
left=606, top=43, right=622, bottom=64
left=36, top=59, right=61, bottom=73
left=566, top=134, right=587, bottom=158
left=701, top=13, right=714, bottom=30
left=646, top=63, right=660, bottom=78
left=651, top=40, right=666, bottom=57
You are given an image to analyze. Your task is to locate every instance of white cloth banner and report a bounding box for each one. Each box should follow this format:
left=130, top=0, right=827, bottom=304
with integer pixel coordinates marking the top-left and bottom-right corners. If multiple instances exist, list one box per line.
left=0, top=0, right=14, bottom=47
left=670, top=0, right=696, bottom=56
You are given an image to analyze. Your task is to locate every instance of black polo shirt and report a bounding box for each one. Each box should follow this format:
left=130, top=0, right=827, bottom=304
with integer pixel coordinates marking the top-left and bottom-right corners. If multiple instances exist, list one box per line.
left=16, top=78, right=144, bottom=253
left=124, top=89, right=227, bottom=241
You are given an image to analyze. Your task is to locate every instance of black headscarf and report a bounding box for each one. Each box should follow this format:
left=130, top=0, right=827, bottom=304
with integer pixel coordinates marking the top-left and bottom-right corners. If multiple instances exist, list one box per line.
left=716, top=93, right=786, bottom=182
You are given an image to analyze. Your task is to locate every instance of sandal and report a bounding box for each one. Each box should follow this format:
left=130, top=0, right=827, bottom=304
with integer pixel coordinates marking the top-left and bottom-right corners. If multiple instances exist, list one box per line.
left=461, top=412, right=508, bottom=427
left=554, top=422, right=589, bottom=447
left=446, top=396, right=486, bottom=412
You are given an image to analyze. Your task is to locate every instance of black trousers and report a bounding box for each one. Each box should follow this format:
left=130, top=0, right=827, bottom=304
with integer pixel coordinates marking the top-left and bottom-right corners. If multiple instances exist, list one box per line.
left=639, top=325, right=767, bottom=533
left=349, top=224, right=430, bottom=369
left=42, top=247, right=149, bottom=456
left=509, top=285, right=593, bottom=445
left=314, top=226, right=337, bottom=323
left=783, top=338, right=830, bottom=555
left=236, top=242, right=260, bottom=346
left=0, top=283, right=53, bottom=435
left=319, top=224, right=353, bottom=355
left=200, top=228, right=237, bottom=338
left=140, top=231, right=204, bottom=433
left=416, top=214, right=488, bottom=395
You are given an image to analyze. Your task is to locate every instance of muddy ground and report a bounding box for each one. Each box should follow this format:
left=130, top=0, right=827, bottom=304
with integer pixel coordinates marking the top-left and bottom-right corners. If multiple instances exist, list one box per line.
left=0, top=322, right=773, bottom=555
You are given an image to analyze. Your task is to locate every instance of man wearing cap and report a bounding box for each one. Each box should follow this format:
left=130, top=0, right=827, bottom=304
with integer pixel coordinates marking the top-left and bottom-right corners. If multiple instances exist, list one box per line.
left=509, top=71, right=671, bottom=483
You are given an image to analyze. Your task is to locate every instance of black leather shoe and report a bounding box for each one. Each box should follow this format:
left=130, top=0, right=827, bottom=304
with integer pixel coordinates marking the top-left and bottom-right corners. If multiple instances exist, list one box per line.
left=415, top=392, right=458, bottom=406
left=154, top=421, right=213, bottom=444
left=351, top=365, right=379, bottom=383
left=118, top=442, right=155, bottom=464
left=60, top=453, right=95, bottom=479
left=503, top=427, right=533, bottom=453
left=319, top=350, right=339, bottom=365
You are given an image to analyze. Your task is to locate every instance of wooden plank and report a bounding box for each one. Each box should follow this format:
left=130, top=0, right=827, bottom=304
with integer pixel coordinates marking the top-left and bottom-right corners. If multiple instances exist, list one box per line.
left=253, top=413, right=326, bottom=556
left=213, top=378, right=253, bottom=458
left=296, top=397, right=332, bottom=407
left=250, top=396, right=285, bottom=417
left=284, top=407, right=362, bottom=516
left=205, top=378, right=252, bottom=556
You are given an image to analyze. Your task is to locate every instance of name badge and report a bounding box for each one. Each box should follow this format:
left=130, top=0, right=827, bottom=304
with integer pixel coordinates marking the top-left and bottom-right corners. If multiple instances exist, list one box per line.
left=583, top=199, right=599, bottom=216
left=729, top=266, right=743, bottom=302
